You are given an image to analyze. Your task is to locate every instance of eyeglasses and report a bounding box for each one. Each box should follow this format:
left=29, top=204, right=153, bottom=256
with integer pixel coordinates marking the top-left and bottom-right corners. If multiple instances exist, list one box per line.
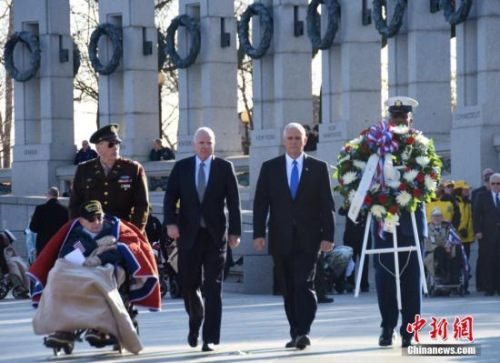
left=491, top=182, right=500, bottom=185
left=107, top=142, right=120, bottom=148
left=86, top=215, right=103, bottom=223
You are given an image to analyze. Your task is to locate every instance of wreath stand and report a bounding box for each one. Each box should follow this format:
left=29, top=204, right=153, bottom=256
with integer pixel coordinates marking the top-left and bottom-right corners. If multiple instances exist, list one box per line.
left=354, top=211, right=428, bottom=310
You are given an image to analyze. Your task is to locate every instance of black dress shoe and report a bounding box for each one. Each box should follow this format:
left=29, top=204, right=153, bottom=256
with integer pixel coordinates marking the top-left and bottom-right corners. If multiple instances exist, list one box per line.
left=379, top=328, right=395, bottom=347
left=295, top=335, right=311, bottom=350
left=318, top=296, right=334, bottom=303
left=402, top=336, right=412, bottom=348
left=187, top=332, right=199, bottom=348
left=202, top=342, right=214, bottom=352
left=285, top=340, right=296, bottom=348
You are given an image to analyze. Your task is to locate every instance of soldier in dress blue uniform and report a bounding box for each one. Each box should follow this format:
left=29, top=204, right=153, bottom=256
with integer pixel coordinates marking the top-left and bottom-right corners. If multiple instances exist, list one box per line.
left=374, top=96, right=428, bottom=348
left=69, top=124, right=149, bottom=232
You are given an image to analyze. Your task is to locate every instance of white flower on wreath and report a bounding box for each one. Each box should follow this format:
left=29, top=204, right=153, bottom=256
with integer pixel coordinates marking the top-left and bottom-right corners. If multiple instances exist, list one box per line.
left=403, top=169, right=419, bottom=182
left=349, top=136, right=363, bottom=146
left=338, top=154, right=350, bottom=163
left=416, top=133, right=430, bottom=146
left=341, top=171, right=358, bottom=186
left=425, top=174, right=437, bottom=191
left=396, top=191, right=412, bottom=207
left=386, top=179, right=401, bottom=189
left=416, top=156, right=430, bottom=167
left=370, top=182, right=381, bottom=193
left=353, top=160, right=367, bottom=170
left=348, top=190, right=356, bottom=203
left=401, top=149, right=411, bottom=161
left=371, top=205, right=387, bottom=219
left=392, top=125, right=410, bottom=134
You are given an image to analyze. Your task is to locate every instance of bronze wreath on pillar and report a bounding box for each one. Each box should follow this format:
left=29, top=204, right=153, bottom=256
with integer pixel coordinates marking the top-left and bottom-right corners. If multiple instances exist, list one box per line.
left=441, top=0, right=473, bottom=26
left=306, top=0, right=341, bottom=50
left=3, top=31, right=41, bottom=82
left=165, top=15, right=201, bottom=69
left=238, top=3, right=273, bottom=59
left=88, top=23, right=123, bottom=75
left=372, top=0, right=407, bottom=38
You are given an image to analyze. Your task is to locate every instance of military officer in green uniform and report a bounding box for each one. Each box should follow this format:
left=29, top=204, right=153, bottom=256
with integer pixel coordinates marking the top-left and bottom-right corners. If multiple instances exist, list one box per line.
left=69, top=124, right=149, bottom=231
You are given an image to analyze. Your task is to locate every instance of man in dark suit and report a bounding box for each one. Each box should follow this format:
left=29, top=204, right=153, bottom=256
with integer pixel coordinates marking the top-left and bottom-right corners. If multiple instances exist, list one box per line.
left=473, top=173, right=500, bottom=296
left=471, top=168, right=493, bottom=291
left=471, top=168, right=493, bottom=207
left=164, top=127, right=241, bottom=352
left=29, top=187, right=69, bottom=256
left=375, top=96, right=427, bottom=348
left=253, top=122, right=335, bottom=350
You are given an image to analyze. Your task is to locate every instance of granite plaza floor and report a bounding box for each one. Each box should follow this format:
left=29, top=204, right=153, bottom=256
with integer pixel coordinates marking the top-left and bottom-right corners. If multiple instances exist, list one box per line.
left=0, top=289, right=498, bottom=362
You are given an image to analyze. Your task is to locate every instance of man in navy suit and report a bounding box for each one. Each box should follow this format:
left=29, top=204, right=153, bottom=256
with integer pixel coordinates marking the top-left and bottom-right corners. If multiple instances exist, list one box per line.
left=164, top=127, right=241, bottom=352
left=253, top=122, right=335, bottom=350
left=473, top=172, right=500, bottom=296
left=375, top=96, right=427, bottom=348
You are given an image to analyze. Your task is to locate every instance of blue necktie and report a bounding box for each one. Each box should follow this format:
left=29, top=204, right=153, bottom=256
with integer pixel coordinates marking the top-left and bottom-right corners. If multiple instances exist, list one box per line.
left=496, top=193, right=500, bottom=211
left=290, top=160, right=299, bottom=199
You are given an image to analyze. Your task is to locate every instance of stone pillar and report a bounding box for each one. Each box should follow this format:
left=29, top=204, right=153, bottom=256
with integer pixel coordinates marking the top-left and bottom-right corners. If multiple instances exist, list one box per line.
left=317, top=0, right=382, bottom=173
left=316, top=1, right=381, bottom=245
left=249, top=0, right=313, bottom=192
left=407, top=1, right=452, bottom=154
left=476, top=2, right=500, bottom=124
left=387, top=4, right=409, bottom=104
left=11, top=0, right=75, bottom=196
left=246, top=0, right=313, bottom=293
left=451, top=2, right=500, bottom=186
left=98, top=0, right=159, bottom=162
left=176, top=0, right=240, bottom=159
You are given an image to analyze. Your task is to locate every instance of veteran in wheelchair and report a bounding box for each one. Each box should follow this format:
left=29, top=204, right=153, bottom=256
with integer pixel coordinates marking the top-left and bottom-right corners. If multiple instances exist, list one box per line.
left=28, top=200, right=160, bottom=356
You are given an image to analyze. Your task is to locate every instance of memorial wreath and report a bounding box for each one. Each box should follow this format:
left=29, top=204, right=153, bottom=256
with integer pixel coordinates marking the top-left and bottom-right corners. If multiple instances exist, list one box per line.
left=334, top=120, right=442, bottom=224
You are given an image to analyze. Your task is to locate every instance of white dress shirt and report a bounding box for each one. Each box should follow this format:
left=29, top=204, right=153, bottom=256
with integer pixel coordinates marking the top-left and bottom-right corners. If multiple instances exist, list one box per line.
left=285, top=153, right=304, bottom=188
left=491, top=191, right=500, bottom=208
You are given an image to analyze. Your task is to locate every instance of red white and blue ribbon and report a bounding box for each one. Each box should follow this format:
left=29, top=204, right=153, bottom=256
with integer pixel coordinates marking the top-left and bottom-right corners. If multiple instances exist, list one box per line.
left=366, top=121, right=399, bottom=189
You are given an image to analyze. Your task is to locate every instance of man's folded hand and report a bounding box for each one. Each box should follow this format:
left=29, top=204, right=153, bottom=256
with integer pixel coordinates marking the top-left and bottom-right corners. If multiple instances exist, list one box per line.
left=96, top=236, right=116, bottom=247
left=83, top=256, right=101, bottom=267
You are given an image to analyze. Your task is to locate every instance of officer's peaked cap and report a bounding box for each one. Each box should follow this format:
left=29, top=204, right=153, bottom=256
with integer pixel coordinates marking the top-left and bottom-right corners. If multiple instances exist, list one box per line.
left=89, top=124, right=122, bottom=144
left=385, top=96, right=419, bottom=113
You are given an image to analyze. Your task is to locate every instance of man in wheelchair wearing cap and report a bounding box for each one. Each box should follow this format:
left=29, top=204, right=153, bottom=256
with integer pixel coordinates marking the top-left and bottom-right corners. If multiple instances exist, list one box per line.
left=28, top=200, right=160, bottom=355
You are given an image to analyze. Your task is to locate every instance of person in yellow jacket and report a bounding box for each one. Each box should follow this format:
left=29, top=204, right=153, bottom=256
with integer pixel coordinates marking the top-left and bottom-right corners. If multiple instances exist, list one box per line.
left=454, top=180, right=475, bottom=257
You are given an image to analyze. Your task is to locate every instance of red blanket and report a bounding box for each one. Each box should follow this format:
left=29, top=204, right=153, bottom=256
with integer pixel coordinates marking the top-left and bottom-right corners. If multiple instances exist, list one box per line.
left=29, top=217, right=161, bottom=310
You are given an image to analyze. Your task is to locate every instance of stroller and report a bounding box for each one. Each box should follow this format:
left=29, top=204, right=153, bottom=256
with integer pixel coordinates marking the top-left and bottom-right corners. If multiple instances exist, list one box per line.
left=152, top=238, right=181, bottom=299
left=315, top=245, right=354, bottom=295
left=0, top=230, right=31, bottom=300
left=425, top=227, right=468, bottom=297
left=145, top=211, right=181, bottom=299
